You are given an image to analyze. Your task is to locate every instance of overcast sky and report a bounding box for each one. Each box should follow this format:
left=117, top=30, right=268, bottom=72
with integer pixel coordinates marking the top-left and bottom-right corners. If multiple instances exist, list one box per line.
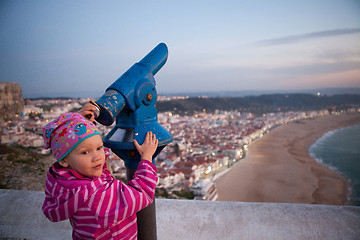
left=1, top=0, right=359, bottom=98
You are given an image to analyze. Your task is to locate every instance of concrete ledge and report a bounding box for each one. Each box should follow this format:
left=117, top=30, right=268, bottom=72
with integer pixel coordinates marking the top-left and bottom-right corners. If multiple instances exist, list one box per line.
left=1, top=189, right=359, bottom=239
left=0, top=189, right=71, bottom=240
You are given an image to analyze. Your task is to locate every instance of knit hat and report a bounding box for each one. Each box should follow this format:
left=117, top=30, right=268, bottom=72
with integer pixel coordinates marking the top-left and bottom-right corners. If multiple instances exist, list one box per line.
left=43, top=113, right=101, bottom=162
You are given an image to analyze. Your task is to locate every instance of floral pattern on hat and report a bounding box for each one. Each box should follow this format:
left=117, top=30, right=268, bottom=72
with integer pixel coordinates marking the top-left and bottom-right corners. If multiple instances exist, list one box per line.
left=43, top=113, right=101, bottom=162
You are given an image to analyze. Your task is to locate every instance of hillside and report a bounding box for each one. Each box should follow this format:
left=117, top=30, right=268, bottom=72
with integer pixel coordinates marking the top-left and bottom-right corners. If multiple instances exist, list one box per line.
left=156, top=94, right=360, bottom=115
left=0, top=82, right=25, bottom=122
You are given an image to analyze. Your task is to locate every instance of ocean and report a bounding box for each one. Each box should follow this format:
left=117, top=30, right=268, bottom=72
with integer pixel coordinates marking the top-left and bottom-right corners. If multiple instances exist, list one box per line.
left=309, top=123, right=360, bottom=206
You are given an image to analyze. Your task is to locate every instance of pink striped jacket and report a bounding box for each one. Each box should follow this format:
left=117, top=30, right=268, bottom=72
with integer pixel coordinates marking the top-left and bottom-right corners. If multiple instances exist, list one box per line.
left=42, top=160, right=158, bottom=240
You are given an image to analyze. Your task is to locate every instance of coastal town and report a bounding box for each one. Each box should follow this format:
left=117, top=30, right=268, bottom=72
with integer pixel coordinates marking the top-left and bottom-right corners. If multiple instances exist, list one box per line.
left=0, top=97, right=351, bottom=200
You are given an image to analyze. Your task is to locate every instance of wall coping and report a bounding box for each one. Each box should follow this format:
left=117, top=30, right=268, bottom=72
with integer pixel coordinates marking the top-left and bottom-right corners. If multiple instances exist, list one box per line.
left=1, top=189, right=359, bottom=240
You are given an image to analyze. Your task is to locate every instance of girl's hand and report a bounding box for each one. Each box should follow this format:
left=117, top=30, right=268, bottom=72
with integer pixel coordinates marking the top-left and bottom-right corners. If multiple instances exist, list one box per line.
left=79, top=102, right=97, bottom=122
left=133, top=132, right=158, bottom=162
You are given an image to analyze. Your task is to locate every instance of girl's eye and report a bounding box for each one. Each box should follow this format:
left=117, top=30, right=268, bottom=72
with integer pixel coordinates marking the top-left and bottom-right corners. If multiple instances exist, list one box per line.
left=81, top=151, right=88, bottom=155
left=97, top=146, right=104, bottom=151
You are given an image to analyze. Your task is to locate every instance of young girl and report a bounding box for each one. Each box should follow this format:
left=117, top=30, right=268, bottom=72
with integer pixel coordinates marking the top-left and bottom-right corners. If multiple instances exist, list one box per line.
left=41, top=106, right=158, bottom=239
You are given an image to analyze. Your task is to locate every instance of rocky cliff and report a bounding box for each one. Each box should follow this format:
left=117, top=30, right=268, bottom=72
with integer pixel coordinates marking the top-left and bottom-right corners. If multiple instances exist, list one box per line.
left=0, top=82, right=25, bottom=122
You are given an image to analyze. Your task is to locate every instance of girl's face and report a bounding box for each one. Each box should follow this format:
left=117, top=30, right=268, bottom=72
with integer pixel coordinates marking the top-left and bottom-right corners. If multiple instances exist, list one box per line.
left=59, top=135, right=105, bottom=177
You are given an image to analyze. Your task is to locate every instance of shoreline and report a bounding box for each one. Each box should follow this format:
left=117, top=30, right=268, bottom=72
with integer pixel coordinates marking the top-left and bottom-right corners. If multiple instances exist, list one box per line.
left=215, top=112, right=360, bottom=205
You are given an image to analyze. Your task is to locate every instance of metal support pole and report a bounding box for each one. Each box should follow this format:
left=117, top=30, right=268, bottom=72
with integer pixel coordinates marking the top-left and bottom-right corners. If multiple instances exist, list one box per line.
left=126, top=168, right=157, bottom=240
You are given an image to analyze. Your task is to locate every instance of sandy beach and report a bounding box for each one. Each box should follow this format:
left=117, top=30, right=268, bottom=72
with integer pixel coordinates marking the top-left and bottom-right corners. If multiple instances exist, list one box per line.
left=215, top=113, right=360, bottom=205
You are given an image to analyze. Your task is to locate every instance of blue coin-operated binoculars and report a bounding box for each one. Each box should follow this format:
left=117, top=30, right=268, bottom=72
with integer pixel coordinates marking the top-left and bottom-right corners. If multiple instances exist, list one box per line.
left=91, top=42, right=173, bottom=169
left=91, top=43, right=173, bottom=240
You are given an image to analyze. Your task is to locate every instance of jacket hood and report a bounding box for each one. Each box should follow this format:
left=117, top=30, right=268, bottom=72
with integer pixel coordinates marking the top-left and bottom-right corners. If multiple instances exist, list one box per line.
left=42, top=163, right=110, bottom=222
